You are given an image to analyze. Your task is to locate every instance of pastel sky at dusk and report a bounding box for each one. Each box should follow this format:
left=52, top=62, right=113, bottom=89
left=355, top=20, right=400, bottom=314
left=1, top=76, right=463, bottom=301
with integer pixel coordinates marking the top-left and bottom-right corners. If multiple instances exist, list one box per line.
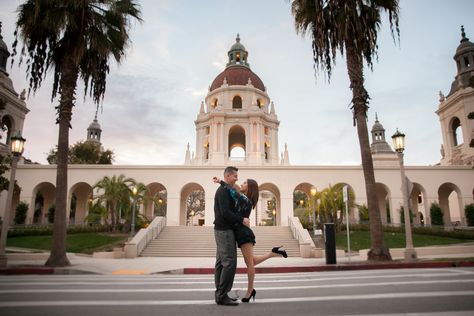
left=0, top=0, right=473, bottom=166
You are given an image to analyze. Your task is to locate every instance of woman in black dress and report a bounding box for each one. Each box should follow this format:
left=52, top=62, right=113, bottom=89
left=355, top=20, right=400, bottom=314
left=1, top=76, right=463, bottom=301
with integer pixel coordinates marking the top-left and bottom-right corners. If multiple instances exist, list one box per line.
left=213, top=177, right=287, bottom=302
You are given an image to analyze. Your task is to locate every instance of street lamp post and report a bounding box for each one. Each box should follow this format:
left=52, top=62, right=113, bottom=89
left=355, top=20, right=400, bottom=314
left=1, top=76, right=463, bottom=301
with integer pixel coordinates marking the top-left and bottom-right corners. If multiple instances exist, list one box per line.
left=310, top=188, right=317, bottom=233
left=130, top=186, right=138, bottom=238
left=0, top=131, right=26, bottom=268
left=392, top=129, right=417, bottom=261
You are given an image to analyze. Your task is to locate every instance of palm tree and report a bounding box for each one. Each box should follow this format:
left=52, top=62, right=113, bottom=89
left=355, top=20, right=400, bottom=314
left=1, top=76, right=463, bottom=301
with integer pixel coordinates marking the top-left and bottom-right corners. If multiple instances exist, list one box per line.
left=291, top=0, right=400, bottom=260
left=11, top=0, right=142, bottom=267
left=94, top=174, right=136, bottom=232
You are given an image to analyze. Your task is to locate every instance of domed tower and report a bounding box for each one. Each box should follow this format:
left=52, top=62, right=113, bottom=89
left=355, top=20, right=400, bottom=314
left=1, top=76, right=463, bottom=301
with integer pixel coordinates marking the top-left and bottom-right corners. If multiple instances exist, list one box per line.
left=370, top=114, right=398, bottom=166
left=0, top=21, right=29, bottom=156
left=191, top=35, right=283, bottom=165
left=86, top=110, right=102, bottom=144
left=437, top=26, right=474, bottom=166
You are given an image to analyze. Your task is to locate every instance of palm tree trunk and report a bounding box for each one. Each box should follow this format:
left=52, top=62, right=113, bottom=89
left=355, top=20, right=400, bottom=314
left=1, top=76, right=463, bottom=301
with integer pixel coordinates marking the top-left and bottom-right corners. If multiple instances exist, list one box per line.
left=111, top=203, right=117, bottom=232
left=45, top=58, right=78, bottom=267
left=346, top=43, right=391, bottom=261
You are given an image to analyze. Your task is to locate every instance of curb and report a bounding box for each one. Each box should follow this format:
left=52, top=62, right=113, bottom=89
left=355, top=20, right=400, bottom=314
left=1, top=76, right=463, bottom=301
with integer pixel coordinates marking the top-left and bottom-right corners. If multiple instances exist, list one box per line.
left=183, top=261, right=474, bottom=274
left=0, top=266, right=98, bottom=275
left=2, top=260, right=474, bottom=275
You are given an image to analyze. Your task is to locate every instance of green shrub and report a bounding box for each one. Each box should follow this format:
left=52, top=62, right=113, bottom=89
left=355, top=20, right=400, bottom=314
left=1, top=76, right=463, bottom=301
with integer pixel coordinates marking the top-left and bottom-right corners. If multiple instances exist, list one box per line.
left=466, top=204, right=474, bottom=226
left=358, top=204, right=369, bottom=221
left=47, top=205, right=55, bottom=223
left=14, top=202, right=28, bottom=225
left=6, top=224, right=112, bottom=237
left=345, top=223, right=474, bottom=240
left=430, top=202, right=444, bottom=226
left=400, top=206, right=413, bottom=224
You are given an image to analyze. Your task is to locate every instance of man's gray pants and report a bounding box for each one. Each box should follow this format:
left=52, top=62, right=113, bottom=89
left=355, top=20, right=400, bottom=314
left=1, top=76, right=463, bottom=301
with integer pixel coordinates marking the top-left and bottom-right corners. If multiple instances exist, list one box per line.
left=214, top=229, right=237, bottom=302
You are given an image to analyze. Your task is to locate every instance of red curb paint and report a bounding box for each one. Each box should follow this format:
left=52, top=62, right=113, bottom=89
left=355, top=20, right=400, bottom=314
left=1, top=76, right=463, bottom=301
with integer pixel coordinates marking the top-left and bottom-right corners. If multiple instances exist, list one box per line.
left=0, top=267, right=55, bottom=275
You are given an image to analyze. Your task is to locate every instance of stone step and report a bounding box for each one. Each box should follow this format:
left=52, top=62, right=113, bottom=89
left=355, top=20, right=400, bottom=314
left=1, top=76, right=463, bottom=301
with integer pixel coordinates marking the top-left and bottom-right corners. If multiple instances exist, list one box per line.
left=140, top=226, right=301, bottom=257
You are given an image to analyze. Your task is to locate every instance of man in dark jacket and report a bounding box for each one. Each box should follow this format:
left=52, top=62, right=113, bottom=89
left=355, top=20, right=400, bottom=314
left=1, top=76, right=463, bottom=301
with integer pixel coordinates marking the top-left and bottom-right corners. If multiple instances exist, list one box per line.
left=214, top=166, right=249, bottom=305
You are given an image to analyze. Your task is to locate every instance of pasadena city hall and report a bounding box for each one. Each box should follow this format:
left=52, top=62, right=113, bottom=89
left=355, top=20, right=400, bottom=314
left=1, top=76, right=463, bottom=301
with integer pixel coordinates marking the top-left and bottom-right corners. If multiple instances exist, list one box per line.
left=0, top=27, right=473, bottom=235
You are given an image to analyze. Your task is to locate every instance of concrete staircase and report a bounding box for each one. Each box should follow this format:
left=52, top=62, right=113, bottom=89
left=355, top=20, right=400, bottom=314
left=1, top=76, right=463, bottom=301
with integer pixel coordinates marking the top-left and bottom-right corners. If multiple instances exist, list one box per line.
left=140, top=226, right=301, bottom=257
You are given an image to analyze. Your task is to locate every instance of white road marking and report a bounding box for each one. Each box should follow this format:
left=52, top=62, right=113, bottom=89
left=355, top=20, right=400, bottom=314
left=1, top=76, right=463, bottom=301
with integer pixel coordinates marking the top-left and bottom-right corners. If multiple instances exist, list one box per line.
left=0, top=291, right=473, bottom=307
left=1, top=279, right=473, bottom=293
left=0, top=272, right=470, bottom=286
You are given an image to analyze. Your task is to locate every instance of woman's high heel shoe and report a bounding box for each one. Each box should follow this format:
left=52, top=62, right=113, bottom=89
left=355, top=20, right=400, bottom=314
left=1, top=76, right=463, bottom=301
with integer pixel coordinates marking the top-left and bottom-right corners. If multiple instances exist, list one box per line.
left=272, top=246, right=288, bottom=258
left=241, top=289, right=256, bottom=303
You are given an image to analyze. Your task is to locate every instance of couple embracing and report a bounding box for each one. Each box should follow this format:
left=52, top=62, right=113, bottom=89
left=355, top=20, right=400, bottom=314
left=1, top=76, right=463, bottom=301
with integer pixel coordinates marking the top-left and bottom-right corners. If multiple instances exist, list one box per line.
left=213, top=166, right=287, bottom=306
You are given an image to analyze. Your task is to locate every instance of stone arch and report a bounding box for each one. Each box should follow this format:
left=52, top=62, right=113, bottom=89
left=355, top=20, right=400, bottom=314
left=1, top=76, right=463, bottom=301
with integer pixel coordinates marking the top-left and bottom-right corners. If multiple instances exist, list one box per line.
left=180, top=183, right=205, bottom=226
left=258, top=183, right=281, bottom=226
left=232, top=95, right=242, bottom=109
left=68, top=182, right=93, bottom=225
left=145, top=182, right=167, bottom=219
left=293, top=182, right=316, bottom=228
left=450, top=116, right=463, bottom=146
left=0, top=115, right=14, bottom=145
left=375, top=182, right=392, bottom=225
left=410, top=182, right=428, bottom=226
left=438, top=182, right=463, bottom=226
left=211, top=98, right=218, bottom=108
left=31, top=182, right=55, bottom=224
left=228, top=125, right=246, bottom=160
left=334, top=182, right=357, bottom=223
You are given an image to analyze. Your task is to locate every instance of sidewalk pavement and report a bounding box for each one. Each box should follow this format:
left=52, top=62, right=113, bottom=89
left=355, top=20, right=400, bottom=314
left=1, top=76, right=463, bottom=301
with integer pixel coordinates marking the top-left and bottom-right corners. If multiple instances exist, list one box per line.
left=1, top=247, right=474, bottom=275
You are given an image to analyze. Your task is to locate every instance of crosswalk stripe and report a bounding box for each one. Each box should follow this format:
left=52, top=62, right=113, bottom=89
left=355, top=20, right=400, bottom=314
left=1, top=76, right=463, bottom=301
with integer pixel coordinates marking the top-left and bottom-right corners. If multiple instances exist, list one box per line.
left=1, top=279, right=473, bottom=294
left=0, top=291, right=473, bottom=307
left=0, top=272, right=468, bottom=286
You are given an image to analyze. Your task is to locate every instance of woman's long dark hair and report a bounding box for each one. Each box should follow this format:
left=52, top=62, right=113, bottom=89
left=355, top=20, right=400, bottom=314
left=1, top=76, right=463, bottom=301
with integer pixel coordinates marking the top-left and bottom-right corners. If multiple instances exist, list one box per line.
left=246, top=179, right=259, bottom=209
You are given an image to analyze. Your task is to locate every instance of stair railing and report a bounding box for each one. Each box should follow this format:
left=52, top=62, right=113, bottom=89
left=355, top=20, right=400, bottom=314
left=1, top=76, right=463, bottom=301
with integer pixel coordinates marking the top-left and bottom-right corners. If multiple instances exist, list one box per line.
left=124, top=216, right=166, bottom=258
left=288, top=216, right=316, bottom=258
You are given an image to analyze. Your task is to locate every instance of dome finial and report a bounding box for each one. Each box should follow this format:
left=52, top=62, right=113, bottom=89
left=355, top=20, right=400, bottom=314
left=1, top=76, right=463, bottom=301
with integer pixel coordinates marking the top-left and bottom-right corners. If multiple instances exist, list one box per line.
left=461, top=25, right=469, bottom=42
left=375, top=112, right=379, bottom=122
left=236, top=33, right=240, bottom=43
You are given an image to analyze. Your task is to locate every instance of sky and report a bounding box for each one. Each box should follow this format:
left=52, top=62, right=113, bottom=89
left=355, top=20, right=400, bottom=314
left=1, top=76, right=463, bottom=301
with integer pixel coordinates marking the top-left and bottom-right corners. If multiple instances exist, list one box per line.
left=0, top=0, right=473, bottom=166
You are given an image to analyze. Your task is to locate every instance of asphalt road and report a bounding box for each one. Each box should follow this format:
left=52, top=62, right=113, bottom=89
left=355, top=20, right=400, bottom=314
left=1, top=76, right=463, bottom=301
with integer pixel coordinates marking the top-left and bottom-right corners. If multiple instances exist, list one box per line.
left=1, top=267, right=474, bottom=316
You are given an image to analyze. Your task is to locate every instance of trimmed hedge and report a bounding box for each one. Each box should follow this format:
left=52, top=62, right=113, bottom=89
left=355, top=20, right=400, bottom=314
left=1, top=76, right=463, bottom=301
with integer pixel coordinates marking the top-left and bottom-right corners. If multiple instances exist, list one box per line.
left=4, top=224, right=112, bottom=237
left=466, top=204, right=474, bottom=226
left=342, top=223, right=474, bottom=240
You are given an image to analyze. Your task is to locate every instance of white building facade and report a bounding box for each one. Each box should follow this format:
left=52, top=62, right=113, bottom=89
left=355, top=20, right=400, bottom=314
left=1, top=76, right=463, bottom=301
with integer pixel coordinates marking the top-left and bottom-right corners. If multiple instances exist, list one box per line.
left=0, top=33, right=473, bottom=229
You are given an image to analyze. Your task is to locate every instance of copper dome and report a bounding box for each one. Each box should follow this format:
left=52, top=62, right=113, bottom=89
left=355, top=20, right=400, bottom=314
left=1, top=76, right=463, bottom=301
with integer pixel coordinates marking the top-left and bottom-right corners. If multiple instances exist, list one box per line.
left=210, top=66, right=265, bottom=92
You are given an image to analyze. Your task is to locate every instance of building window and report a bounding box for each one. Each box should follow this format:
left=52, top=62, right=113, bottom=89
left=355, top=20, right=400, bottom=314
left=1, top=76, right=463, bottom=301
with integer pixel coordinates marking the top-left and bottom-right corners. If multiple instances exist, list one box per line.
left=451, top=117, right=462, bottom=146
left=264, top=127, right=269, bottom=135
left=212, top=99, right=218, bottom=108
left=417, top=193, right=423, bottom=204
left=204, top=142, right=209, bottom=160
left=464, top=57, right=471, bottom=68
left=264, top=142, right=270, bottom=161
left=205, top=126, right=210, bottom=135
left=257, top=99, right=262, bottom=108
left=232, top=96, right=242, bottom=109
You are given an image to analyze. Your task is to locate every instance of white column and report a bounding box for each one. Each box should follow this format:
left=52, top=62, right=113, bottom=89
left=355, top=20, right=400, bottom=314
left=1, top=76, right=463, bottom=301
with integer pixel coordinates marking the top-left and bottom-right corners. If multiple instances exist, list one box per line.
left=166, top=195, right=180, bottom=226
left=205, top=196, right=215, bottom=226
left=256, top=123, right=261, bottom=153
left=280, top=193, right=293, bottom=226
left=212, top=123, right=217, bottom=153
left=220, top=123, right=225, bottom=152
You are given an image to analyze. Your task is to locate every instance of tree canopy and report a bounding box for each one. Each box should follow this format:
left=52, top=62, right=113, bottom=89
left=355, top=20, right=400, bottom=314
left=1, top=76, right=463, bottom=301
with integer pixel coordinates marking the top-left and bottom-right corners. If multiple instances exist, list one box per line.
left=47, top=141, right=114, bottom=164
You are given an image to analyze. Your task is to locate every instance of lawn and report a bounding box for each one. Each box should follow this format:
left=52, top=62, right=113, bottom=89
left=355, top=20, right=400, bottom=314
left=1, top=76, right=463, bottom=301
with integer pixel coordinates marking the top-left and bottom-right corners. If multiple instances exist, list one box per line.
left=336, top=230, right=473, bottom=251
left=6, top=233, right=128, bottom=254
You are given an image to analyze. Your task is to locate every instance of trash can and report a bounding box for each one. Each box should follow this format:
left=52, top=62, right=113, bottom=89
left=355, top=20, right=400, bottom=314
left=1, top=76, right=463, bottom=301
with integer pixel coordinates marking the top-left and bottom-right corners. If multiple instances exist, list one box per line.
left=324, top=223, right=336, bottom=264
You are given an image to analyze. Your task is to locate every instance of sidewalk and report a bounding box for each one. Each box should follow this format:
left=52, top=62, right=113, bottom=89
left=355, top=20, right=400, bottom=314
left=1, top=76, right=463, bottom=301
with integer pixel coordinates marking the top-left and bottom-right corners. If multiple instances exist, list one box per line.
left=2, top=247, right=474, bottom=275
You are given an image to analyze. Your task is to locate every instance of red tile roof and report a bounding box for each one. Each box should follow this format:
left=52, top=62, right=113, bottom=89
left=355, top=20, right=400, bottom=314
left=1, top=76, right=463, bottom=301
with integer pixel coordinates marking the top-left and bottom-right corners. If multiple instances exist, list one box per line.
left=210, top=66, right=265, bottom=92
